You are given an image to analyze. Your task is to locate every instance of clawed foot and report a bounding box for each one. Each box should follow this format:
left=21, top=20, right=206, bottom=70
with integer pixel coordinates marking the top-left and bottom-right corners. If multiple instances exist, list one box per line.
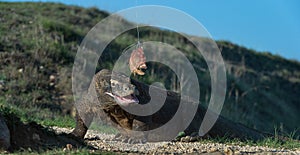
left=174, top=132, right=202, bottom=142
left=112, top=133, right=147, bottom=144
left=179, top=135, right=201, bottom=142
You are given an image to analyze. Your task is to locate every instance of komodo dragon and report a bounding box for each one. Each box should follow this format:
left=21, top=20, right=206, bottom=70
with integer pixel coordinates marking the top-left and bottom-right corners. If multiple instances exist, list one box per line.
left=71, top=69, right=268, bottom=143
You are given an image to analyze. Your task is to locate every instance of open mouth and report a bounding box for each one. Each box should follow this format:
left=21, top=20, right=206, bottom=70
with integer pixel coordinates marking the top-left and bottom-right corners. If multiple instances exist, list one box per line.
left=105, top=92, right=139, bottom=106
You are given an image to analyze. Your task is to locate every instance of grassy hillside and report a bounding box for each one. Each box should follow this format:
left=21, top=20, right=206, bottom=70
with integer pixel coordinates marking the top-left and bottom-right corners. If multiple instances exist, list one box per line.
left=0, top=1, right=299, bottom=141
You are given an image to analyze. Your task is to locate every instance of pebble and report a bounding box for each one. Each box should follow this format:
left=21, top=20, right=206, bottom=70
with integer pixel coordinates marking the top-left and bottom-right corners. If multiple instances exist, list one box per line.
left=18, top=68, right=23, bottom=73
left=49, top=75, right=56, bottom=82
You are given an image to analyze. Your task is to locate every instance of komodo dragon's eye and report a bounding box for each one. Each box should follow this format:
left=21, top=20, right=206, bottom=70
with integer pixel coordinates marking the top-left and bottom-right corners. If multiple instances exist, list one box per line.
left=110, top=79, right=118, bottom=87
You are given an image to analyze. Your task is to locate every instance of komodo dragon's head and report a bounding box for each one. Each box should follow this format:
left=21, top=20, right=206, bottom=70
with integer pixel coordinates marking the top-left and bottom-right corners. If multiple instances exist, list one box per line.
left=94, top=69, right=139, bottom=106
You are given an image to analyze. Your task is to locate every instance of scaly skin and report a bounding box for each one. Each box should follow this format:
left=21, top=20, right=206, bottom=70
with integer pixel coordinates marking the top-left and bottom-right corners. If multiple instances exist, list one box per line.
left=71, top=69, right=269, bottom=143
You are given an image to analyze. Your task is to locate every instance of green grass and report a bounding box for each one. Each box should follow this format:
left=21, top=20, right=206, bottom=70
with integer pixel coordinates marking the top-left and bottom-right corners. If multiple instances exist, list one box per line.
left=199, top=130, right=300, bottom=150
left=0, top=97, right=75, bottom=128
left=199, top=137, right=300, bottom=150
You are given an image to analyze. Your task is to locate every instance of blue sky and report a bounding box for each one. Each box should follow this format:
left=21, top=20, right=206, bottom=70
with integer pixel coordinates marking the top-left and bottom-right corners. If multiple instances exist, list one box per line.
left=4, top=0, right=300, bottom=61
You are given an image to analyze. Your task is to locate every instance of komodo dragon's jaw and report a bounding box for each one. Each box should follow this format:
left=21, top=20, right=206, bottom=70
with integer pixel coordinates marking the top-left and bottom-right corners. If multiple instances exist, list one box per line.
left=101, top=71, right=140, bottom=106
left=105, top=92, right=139, bottom=106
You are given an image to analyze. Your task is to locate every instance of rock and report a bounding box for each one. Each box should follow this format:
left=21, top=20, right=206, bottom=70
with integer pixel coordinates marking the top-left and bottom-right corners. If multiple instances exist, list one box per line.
left=49, top=82, right=55, bottom=86
left=208, top=147, right=218, bottom=153
left=63, top=144, right=73, bottom=151
left=0, top=114, right=10, bottom=150
left=224, top=147, right=234, bottom=155
left=49, top=75, right=56, bottom=82
left=18, top=68, right=23, bottom=73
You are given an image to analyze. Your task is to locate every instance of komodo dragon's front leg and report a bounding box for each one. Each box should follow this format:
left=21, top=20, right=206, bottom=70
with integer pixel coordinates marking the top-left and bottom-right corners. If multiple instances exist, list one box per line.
left=71, top=69, right=149, bottom=143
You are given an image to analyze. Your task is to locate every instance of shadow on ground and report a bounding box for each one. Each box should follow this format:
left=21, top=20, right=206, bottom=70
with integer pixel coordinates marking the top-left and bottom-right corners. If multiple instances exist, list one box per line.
left=3, top=113, right=94, bottom=153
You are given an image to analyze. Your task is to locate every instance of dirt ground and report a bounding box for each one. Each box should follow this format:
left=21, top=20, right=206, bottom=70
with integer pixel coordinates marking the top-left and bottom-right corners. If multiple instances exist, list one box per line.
left=2, top=115, right=300, bottom=154
left=3, top=114, right=89, bottom=153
